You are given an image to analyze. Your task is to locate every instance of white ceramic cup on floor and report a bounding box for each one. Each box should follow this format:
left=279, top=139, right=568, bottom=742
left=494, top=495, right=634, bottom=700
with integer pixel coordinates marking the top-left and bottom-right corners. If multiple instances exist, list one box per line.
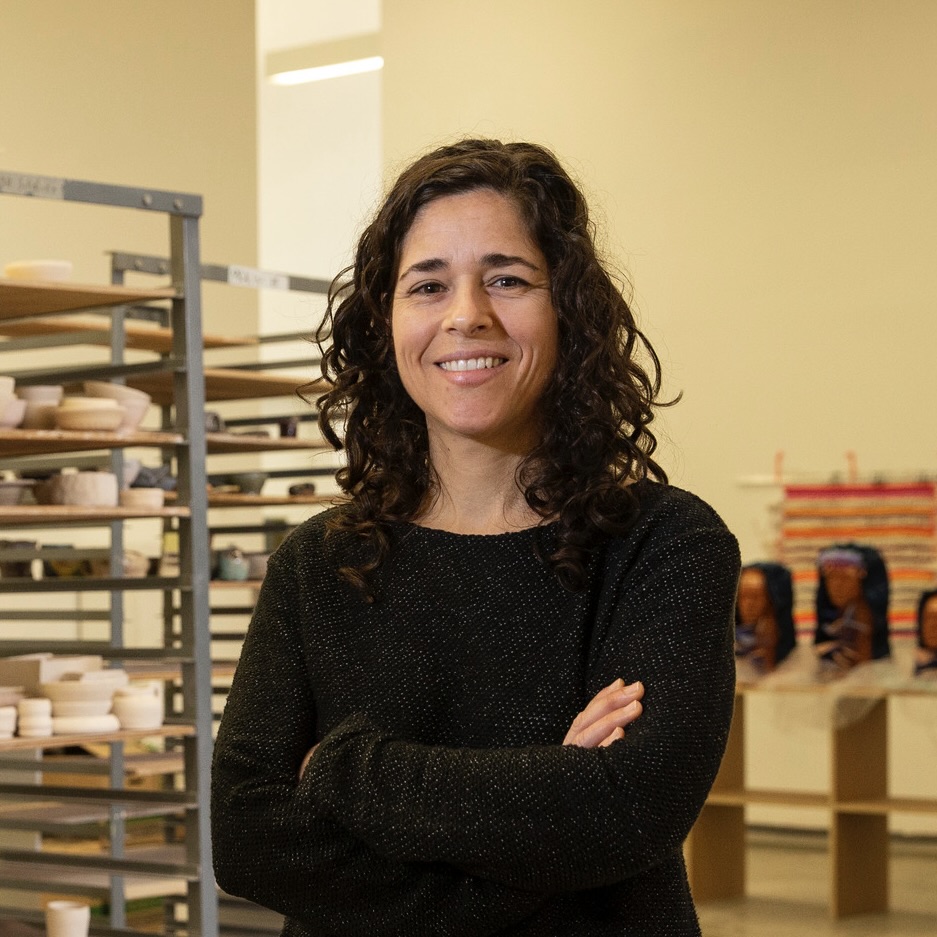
left=45, top=899, right=91, bottom=937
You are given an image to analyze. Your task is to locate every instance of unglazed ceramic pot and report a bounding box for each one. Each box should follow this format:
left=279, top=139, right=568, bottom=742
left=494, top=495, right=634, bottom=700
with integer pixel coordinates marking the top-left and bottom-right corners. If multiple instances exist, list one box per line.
left=113, top=682, right=163, bottom=730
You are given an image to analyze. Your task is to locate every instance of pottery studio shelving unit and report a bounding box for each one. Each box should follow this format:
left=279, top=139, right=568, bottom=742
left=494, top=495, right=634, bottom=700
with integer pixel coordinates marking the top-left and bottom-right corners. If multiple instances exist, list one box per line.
left=0, top=170, right=218, bottom=936
left=108, top=251, right=340, bottom=934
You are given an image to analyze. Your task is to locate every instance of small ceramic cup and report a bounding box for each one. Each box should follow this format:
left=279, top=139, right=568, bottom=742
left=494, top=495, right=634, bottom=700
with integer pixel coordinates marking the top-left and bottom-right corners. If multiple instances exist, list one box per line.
left=45, top=899, right=91, bottom=937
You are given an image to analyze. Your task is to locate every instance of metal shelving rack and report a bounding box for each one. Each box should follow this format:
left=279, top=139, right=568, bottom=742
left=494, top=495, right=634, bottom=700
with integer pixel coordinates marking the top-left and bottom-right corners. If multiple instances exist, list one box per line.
left=0, top=170, right=217, bottom=936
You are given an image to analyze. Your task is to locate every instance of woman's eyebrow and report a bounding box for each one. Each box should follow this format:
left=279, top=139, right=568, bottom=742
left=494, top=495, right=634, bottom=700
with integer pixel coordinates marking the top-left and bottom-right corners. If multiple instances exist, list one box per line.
left=397, top=257, right=447, bottom=281
left=397, top=253, right=542, bottom=283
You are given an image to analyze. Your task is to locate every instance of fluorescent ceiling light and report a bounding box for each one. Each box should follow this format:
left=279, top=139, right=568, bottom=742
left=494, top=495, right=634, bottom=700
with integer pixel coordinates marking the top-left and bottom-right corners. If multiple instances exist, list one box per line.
left=271, top=56, right=383, bottom=86
left=267, top=34, right=382, bottom=86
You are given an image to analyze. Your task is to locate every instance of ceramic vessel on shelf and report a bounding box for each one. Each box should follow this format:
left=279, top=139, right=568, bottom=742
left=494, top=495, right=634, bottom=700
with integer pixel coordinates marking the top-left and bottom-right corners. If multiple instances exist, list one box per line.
left=0, top=376, right=15, bottom=396
left=35, top=471, right=119, bottom=507
left=0, top=480, right=34, bottom=506
left=218, top=547, right=250, bottom=581
left=0, top=705, right=16, bottom=739
left=0, top=396, right=26, bottom=428
left=45, top=899, right=91, bottom=937
left=15, top=384, right=63, bottom=403
left=3, top=259, right=73, bottom=282
left=52, top=713, right=120, bottom=735
left=83, top=381, right=152, bottom=431
left=227, top=472, right=267, bottom=496
left=41, top=672, right=125, bottom=704
left=55, top=405, right=126, bottom=433
left=20, top=401, right=58, bottom=429
left=119, top=487, right=165, bottom=510
left=112, top=682, right=163, bottom=730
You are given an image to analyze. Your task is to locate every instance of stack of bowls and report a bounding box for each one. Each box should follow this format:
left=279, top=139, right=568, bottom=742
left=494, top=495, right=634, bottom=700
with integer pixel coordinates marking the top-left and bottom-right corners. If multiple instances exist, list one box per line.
left=83, top=382, right=152, bottom=432
left=41, top=670, right=126, bottom=734
left=54, top=397, right=125, bottom=432
left=16, top=697, right=52, bottom=738
left=0, top=705, right=16, bottom=739
left=16, top=385, right=63, bottom=429
left=0, top=376, right=26, bottom=428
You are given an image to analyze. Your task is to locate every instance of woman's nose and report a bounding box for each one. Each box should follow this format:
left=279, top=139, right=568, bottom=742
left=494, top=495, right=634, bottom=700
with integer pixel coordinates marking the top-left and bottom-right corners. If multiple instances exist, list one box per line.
left=442, top=283, right=493, bottom=334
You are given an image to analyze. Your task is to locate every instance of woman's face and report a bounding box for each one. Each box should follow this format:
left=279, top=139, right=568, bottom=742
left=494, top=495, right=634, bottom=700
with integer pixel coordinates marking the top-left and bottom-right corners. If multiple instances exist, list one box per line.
left=391, top=188, right=558, bottom=453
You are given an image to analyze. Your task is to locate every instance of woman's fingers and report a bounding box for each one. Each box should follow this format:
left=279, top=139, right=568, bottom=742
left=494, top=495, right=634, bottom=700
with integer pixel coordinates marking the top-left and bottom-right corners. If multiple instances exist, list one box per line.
left=563, top=680, right=644, bottom=747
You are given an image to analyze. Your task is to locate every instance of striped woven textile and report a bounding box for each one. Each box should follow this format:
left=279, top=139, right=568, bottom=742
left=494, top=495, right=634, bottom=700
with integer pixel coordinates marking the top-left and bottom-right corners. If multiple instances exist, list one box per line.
left=779, top=483, right=937, bottom=637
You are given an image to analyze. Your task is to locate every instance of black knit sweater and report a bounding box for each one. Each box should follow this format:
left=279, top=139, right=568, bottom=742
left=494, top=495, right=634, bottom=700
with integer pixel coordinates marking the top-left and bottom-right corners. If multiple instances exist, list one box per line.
left=211, top=481, right=740, bottom=936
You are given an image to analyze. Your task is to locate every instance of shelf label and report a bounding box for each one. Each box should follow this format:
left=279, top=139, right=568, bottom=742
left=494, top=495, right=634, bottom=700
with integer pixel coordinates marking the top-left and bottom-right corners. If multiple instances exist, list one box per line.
left=227, top=265, right=289, bottom=291
left=0, top=172, right=65, bottom=200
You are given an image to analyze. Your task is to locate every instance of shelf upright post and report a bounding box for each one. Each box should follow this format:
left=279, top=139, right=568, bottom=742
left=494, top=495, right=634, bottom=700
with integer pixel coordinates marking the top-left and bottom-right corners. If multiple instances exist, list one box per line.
left=167, top=211, right=217, bottom=937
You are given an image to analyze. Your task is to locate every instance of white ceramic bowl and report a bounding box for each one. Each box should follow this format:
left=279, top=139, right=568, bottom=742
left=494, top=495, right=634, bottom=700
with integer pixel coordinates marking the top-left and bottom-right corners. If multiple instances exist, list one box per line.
left=52, top=713, right=120, bottom=735
left=55, top=406, right=126, bottom=432
left=17, top=698, right=52, bottom=717
left=34, top=471, right=119, bottom=507
left=119, top=487, right=165, bottom=510
left=40, top=680, right=115, bottom=704
left=51, top=698, right=113, bottom=718
left=0, top=397, right=27, bottom=428
left=115, top=397, right=151, bottom=432
left=58, top=396, right=121, bottom=411
left=3, top=259, right=73, bottom=282
left=15, top=384, right=64, bottom=403
left=83, top=381, right=152, bottom=405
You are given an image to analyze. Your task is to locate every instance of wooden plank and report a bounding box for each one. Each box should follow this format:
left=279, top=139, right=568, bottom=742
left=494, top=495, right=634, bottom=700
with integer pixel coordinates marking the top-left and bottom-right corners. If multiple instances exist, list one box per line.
left=0, top=724, right=194, bottom=753
left=0, top=504, right=189, bottom=527
left=0, top=280, right=174, bottom=318
left=127, top=368, right=327, bottom=405
left=831, top=812, right=888, bottom=917
left=0, top=314, right=253, bottom=351
left=205, top=431, right=328, bottom=454
left=685, top=804, right=746, bottom=902
left=0, top=427, right=182, bottom=457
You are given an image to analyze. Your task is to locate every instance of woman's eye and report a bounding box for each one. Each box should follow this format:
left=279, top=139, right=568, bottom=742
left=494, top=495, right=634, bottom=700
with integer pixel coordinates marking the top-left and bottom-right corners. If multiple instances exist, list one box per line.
left=409, top=281, right=445, bottom=296
left=491, top=275, right=527, bottom=289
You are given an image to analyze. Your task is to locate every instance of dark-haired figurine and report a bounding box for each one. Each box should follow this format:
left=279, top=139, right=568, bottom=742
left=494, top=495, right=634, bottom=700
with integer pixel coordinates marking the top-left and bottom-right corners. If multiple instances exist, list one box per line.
left=914, top=588, right=937, bottom=678
left=814, top=543, right=890, bottom=677
left=735, top=562, right=797, bottom=677
left=211, top=138, right=740, bottom=936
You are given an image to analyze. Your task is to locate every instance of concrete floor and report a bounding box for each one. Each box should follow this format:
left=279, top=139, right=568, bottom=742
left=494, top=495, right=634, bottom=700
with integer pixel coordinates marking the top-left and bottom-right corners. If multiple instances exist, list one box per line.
left=696, top=830, right=937, bottom=936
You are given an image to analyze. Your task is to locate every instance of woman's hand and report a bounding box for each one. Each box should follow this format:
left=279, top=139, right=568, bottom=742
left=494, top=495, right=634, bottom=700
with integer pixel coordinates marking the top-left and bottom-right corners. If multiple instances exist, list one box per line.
left=563, top=678, right=643, bottom=748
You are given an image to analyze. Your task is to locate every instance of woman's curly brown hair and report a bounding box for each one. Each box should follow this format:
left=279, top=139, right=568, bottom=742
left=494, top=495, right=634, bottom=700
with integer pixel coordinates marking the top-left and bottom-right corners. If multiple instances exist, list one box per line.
left=307, top=138, right=672, bottom=597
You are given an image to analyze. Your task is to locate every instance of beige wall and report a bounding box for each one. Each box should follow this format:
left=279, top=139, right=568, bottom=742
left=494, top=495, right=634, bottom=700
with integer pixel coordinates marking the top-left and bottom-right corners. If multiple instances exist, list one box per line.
left=0, top=0, right=259, bottom=335
left=382, top=0, right=937, bottom=562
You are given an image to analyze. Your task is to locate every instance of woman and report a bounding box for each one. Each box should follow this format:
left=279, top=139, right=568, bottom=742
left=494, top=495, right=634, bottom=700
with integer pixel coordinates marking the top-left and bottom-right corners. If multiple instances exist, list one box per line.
left=211, top=139, right=740, bottom=936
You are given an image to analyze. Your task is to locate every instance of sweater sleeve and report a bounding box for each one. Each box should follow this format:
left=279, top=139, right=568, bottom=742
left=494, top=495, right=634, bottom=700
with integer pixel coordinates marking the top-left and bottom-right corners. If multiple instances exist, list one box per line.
left=300, top=513, right=740, bottom=893
left=210, top=552, right=546, bottom=936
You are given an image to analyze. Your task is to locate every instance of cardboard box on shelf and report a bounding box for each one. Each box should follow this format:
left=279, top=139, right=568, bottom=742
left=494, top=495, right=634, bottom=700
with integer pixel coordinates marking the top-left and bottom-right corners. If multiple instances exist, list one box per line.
left=0, top=654, right=104, bottom=696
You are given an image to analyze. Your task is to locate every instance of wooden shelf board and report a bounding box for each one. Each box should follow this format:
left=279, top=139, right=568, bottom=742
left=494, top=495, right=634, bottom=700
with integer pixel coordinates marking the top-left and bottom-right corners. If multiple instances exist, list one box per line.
left=736, top=682, right=937, bottom=701
left=0, top=799, right=182, bottom=828
left=206, top=492, right=331, bottom=507
left=836, top=797, right=937, bottom=816
left=706, top=788, right=830, bottom=809
left=0, top=505, right=189, bottom=527
left=0, top=313, right=251, bottom=351
left=0, top=427, right=182, bottom=457
left=123, top=661, right=237, bottom=681
left=0, top=280, right=175, bottom=319
left=206, top=431, right=328, bottom=453
left=210, top=579, right=263, bottom=590
left=0, top=724, right=194, bottom=753
left=0, top=844, right=189, bottom=900
left=128, top=368, right=327, bottom=405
